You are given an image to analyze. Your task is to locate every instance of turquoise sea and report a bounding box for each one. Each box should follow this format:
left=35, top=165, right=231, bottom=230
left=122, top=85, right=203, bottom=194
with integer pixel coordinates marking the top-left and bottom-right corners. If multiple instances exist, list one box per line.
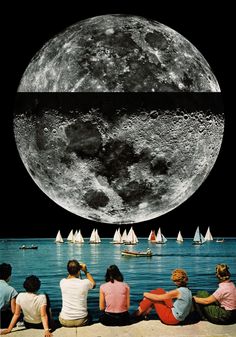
left=0, top=238, right=235, bottom=320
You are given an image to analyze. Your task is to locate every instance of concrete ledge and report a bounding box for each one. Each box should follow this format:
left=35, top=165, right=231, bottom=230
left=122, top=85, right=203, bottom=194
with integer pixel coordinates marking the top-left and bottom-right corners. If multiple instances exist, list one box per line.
left=8, top=321, right=236, bottom=337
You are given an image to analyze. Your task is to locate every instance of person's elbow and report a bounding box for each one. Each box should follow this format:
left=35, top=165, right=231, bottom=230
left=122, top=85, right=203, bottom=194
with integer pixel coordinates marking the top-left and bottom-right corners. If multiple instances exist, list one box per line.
left=99, top=304, right=105, bottom=311
left=11, top=299, right=16, bottom=314
left=92, top=281, right=96, bottom=289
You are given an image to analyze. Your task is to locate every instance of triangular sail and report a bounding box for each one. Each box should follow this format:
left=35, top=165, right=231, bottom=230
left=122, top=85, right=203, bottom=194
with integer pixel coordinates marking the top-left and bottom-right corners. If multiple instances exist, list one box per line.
left=95, top=229, right=101, bottom=243
left=156, top=228, right=167, bottom=243
left=89, top=229, right=96, bottom=242
left=126, top=227, right=138, bottom=244
left=176, top=230, right=183, bottom=242
left=55, top=230, right=63, bottom=243
left=204, top=227, right=213, bottom=241
left=121, top=229, right=128, bottom=242
left=75, top=230, right=84, bottom=243
left=113, top=228, right=122, bottom=243
left=193, top=226, right=205, bottom=244
left=67, top=230, right=74, bottom=241
left=148, top=230, right=156, bottom=241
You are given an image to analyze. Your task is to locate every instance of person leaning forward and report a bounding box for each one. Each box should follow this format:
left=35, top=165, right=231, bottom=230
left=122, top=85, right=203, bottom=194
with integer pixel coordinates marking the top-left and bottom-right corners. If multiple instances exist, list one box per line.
left=59, top=259, right=96, bottom=327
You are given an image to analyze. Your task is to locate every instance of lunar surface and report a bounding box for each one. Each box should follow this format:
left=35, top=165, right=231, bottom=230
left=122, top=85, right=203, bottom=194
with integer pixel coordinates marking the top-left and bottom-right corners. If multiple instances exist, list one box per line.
left=14, top=94, right=224, bottom=224
left=18, top=15, right=220, bottom=92
left=14, top=14, right=224, bottom=224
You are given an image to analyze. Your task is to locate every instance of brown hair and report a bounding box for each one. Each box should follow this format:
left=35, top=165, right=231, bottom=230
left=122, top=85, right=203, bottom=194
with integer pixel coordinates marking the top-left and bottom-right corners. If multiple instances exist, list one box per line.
left=216, top=264, right=230, bottom=281
left=171, top=269, right=188, bottom=286
left=67, top=260, right=81, bottom=276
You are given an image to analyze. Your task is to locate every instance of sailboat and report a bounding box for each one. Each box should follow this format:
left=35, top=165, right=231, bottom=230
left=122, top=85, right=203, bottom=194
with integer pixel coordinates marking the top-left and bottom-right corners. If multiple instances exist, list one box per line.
left=148, top=230, right=156, bottom=243
left=124, top=227, right=138, bottom=245
left=156, top=227, right=167, bottom=244
left=176, top=230, right=184, bottom=244
left=55, top=230, right=63, bottom=243
left=75, top=230, right=84, bottom=244
left=67, top=229, right=74, bottom=242
left=204, top=227, right=213, bottom=241
left=112, top=228, right=123, bottom=244
left=121, top=229, right=128, bottom=243
left=89, top=228, right=101, bottom=244
left=192, top=226, right=205, bottom=245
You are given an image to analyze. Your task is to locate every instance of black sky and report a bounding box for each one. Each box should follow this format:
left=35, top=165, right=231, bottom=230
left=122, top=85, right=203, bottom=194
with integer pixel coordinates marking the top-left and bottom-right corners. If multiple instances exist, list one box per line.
left=1, top=2, right=235, bottom=238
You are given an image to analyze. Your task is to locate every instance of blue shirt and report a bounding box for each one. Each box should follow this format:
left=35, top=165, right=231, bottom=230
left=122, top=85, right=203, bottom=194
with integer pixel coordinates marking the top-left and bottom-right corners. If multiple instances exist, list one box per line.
left=172, top=287, right=192, bottom=321
left=0, top=280, right=18, bottom=311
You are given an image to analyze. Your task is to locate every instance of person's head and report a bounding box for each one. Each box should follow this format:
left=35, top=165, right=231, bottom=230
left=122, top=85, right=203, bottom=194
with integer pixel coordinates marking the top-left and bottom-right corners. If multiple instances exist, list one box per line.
left=216, top=264, right=231, bottom=282
left=171, top=269, right=188, bottom=286
left=105, top=265, right=123, bottom=283
left=0, top=263, right=12, bottom=281
left=67, top=259, right=81, bottom=276
left=23, top=275, right=41, bottom=293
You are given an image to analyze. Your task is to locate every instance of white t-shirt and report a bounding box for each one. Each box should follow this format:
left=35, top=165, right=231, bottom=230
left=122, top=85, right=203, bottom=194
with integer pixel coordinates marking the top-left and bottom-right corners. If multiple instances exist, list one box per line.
left=60, top=278, right=93, bottom=320
left=16, top=292, right=47, bottom=324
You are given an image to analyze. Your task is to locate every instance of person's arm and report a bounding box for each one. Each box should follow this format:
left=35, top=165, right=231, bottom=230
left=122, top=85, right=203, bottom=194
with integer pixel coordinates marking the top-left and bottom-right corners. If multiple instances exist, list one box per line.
left=126, top=286, right=130, bottom=310
left=193, top=295, right=216, bottom=305
left=99, top=288, right=106, bottom=311
left=40, top=305, right=52, bottom=337
left=10, top=297, right=16, bottom=314
left=81, top=264, right=96, bottom=288
left=0, top=304, right=21, bottom=334
left=144, top=289, right=180, bottom=301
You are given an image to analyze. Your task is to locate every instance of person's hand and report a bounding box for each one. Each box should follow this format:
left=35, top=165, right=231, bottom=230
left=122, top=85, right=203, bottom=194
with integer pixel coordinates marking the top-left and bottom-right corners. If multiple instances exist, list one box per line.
left=44, top=329, right=53, bottom=337
left=0, top=328, right=11, bottom=335
left=80, top=263, right=87, bottom=273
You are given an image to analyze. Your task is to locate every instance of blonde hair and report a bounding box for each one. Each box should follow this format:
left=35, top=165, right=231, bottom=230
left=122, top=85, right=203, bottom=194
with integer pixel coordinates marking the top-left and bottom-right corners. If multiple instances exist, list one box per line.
left=216, top=264, right=230, bottom=281
left=171, top=269, right=188, bottom=286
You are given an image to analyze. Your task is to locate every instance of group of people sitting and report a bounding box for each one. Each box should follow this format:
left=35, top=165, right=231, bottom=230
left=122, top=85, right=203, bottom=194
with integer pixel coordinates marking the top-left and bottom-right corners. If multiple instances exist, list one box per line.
left=0, top=261, right=235, bottom=337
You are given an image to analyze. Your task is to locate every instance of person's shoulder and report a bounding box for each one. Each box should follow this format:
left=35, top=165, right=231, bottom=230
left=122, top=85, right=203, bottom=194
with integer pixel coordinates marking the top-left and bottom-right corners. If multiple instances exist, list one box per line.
left=60, top=278, right=67, bottom=284
left=123, top=281, right=130, bottom=288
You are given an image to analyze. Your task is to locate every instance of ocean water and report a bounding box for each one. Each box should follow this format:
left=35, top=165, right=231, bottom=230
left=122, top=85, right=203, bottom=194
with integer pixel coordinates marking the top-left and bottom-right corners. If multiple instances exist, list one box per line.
left=0, top=238, right=235, bottom=320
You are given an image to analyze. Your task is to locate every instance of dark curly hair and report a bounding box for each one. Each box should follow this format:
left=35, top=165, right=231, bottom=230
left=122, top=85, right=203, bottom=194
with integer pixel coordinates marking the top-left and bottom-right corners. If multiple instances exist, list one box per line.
left=0, top=263, right=12, bottom=280
left=105, top=265, right=124, bottom=283
left=23, top=275, right=41, bottom=293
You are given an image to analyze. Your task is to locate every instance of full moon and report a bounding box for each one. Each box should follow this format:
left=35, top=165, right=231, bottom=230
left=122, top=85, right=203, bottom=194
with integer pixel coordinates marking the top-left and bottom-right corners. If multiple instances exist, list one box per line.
left=14, top=15, right=224, bottom=224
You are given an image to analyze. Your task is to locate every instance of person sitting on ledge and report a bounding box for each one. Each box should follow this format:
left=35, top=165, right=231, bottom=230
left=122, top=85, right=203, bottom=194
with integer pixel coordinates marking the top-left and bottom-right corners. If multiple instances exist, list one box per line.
left=0, top=263, right=18, bottom=329
left=59, top=259, right=96, bottom=327
left=193, top=264, right=236, bottom=324
left=133, top=269, right=192, bottom=325
left=99, top=265, right=131, bottom=326
left=0, top=275, right=53, bottom=337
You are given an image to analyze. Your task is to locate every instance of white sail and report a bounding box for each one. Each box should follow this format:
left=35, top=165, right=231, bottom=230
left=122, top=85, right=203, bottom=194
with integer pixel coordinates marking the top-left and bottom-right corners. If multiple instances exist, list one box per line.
left=113, top=228, right=122, bottom=243
left=113, top=229, right=118, bottom=241
left=176, top=230, right=184, bottom=243
left=193, top=226, right=205, bottom=244
left=95, top=229, right=101, bottom=243
left=204, top=227, right=213, bottom=241
left=90, top=229, right=96, bottom=242
left=90, top=228, right=101, bottom=243
left=55, top=230, right=63, bottom=243
left=67, top=230, right=74, bottom=241
left=75, top=229, right=84, bottom=243
left=126, top=227, right=138, bottom=244
left=156, top=228, right=167, bottom=244
left=121, top=229, right=128, bottom=243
